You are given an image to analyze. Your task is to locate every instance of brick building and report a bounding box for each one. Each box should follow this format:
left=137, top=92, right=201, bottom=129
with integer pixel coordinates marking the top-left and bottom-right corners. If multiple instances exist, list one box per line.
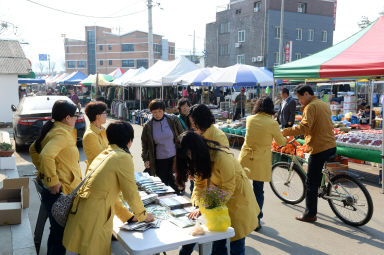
left=205, top=0, right=335, bottom=70
left=64, top=26, right=175, bottom=74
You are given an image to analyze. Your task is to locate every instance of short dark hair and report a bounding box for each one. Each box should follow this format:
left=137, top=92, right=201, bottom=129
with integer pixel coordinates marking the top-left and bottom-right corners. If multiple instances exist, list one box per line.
left=148, top=99, right=165, bottom=111
left=106, top=121, right=134, bottom=149
left=188, top=104, right=215, bottom=131
left=253, top=96, right=275, bottom=115
left=177, top=98, right=191, bottom=111
left=282, top=88, right=289, bottom=95
left=85, top=101, right=107, bottom=122
left=295, top=85, right=314, bottom=96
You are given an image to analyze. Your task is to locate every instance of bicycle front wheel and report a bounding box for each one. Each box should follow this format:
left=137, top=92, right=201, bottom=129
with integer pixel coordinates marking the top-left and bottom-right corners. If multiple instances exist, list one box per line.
left=327, top=174, right=373, bottom=227
left=270, top=162, right=306, bottom=204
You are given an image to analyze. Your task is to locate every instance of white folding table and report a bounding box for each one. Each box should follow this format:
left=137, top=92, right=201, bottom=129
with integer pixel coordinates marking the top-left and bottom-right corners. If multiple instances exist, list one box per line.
left=112, top=216, right=235, bottom=255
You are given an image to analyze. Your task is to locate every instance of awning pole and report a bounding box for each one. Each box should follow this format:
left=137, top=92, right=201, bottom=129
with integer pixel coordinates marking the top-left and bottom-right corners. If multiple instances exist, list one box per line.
left=369, top=79, right=374, bottom=126
left=382, top=91, right=384, bottom=193
left=140, top=86, right=142, bottom=111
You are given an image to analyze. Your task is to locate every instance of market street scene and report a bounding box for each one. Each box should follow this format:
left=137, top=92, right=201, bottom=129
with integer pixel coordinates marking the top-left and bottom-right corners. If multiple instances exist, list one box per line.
left=0, top=0, right=384, bottom=255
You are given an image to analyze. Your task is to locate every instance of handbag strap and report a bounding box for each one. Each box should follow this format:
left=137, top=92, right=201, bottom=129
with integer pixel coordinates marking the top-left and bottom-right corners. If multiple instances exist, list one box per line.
left=71, top=150, right=119, bottom=195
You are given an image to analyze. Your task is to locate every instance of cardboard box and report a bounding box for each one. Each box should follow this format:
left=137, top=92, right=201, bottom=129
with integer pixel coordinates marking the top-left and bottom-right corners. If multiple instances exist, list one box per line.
left=2, top=178, right=29, bottom=208
left=327, top=163, right=349, bottom=175
left=0, top=188, right=23, bottom=225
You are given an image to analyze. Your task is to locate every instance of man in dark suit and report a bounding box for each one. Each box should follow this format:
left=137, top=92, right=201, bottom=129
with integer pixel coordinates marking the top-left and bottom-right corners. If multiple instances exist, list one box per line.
left=277, top=88, right=296, bottom=128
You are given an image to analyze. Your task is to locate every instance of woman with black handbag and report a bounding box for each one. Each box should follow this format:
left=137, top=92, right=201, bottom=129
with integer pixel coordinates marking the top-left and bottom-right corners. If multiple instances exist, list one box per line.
left=30, top=100, right=81, bottom=255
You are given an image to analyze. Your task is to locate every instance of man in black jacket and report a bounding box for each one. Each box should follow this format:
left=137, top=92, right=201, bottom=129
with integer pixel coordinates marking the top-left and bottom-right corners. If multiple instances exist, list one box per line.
left=277, top=88, right=296, bottom=128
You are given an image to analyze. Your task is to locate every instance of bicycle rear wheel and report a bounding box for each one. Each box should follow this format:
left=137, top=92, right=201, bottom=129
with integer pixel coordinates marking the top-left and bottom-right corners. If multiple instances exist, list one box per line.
left=327, top=174, right=373, bottom=226
left=270, top=162, right=306, bottom=204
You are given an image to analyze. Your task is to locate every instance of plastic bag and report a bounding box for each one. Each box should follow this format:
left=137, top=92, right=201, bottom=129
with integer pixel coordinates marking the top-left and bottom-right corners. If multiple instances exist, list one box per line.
left=201, top=205, right=231, bottom=232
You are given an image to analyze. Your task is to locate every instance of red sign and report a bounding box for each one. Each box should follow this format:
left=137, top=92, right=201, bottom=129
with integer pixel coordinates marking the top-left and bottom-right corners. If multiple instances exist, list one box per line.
left=284, top=41, right=292, bottom=63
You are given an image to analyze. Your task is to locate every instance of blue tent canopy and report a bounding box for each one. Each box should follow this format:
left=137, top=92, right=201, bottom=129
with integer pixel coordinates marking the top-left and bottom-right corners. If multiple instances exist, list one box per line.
left=59, top=71, right=87, bottom=85
left=18, top=78, right=46, bottom=84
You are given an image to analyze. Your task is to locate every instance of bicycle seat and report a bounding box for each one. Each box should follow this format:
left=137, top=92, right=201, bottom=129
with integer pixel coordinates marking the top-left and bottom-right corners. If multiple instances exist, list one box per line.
left=326, top=154, right=338, bottom=163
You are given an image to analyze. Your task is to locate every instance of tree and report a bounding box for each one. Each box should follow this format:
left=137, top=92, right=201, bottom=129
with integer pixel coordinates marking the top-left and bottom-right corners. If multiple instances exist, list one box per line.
left=358, top=16, right=371, bottom=29
left=37, top=62, right=45, bottom=75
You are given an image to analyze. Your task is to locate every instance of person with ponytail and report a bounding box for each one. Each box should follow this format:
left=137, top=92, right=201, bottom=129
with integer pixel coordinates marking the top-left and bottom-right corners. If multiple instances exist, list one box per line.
left=63, top=121, right=154, bottom=255
left=29, top=100, right=81, bottom=255
left=176, top=131, right=259, bottom=255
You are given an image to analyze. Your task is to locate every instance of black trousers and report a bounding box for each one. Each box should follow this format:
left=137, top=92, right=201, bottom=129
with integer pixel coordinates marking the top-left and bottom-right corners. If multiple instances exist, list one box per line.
left=305, top=147, right=337, bottom=217
left=233, top=108, right=245, bottom=120
left=41, top=187, right=66, bottom=255
left=156, top=156, right=179, bottom=193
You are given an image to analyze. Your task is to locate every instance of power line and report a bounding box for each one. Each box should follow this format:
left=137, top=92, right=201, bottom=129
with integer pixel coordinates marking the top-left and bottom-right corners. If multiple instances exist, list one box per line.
left=25, top=0, right=146, bottom=19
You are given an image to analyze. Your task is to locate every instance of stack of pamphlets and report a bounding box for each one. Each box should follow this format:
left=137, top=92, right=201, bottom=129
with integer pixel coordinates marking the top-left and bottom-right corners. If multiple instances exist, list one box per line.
left=134, top=172, right=175, bottom=195
left=138, top=191, right=158, bottom=206
left=168, top=216, right=195, bottom=228
left=120, top=220, right=161, bottom=232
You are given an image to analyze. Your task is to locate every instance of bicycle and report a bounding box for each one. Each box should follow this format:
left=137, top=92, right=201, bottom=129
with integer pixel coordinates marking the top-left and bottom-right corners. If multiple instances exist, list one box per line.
left=270, top=139, right=374, bottom=227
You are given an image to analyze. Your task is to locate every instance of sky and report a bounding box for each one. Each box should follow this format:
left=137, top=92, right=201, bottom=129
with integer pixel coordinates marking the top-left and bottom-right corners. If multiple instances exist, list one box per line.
left=0, top=0, right=383, bottom=73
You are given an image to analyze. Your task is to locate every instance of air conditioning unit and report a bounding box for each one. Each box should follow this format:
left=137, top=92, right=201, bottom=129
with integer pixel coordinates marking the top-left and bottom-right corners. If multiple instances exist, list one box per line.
left=235, top=42, right=241, bottom=48
left=251, top=57, right=257, bottom=63
left=257, top=56, right=264, bottom=62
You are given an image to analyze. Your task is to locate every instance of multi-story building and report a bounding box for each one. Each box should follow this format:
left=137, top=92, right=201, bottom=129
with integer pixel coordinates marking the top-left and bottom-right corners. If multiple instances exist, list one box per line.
left=205, top=0, right=335, bottom=70
left=64, top=26, right=175, bottom=74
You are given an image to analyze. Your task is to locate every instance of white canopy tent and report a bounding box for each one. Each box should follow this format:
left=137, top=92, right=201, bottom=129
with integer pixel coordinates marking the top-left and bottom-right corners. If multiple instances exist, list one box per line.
left=129, top=56, right=199, bottom=87
left=112, top=67, right=146, bottom=86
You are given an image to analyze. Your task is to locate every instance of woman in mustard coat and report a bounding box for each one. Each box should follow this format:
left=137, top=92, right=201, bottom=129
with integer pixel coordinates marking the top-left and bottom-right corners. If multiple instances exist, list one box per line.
left=238, top=97, right=287, bottom=230
left=188, top=104, right=229, bottom=147
left=30, top=100, right=81, bottom=255
left=63, top=121, right=154, bottom=255
left=176, top=131, right=259, bottom=255
left=83, top=101, right=108, bottom=168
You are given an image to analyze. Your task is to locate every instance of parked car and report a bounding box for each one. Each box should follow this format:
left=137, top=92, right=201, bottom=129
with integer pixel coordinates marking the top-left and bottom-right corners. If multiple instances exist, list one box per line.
left=11, top=96, right=86, bottom=152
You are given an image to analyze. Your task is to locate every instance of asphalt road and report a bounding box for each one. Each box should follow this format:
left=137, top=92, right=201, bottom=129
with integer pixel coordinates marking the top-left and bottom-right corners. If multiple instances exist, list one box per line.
left=10, top=120, right=384, bottom=255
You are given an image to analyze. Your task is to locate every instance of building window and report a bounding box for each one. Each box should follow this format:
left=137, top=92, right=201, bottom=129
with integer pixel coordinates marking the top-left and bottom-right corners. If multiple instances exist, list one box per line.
left=109, top=60, right=112, bottom=65
left=295, top=53, right=302, bottom=60
left=254, top=1, right=261, bottom=12
left=220, top=22, right=230, bottom=34
left=136, top=59, right=148, bottom=69
left=219, top=44, right=229, bottom=56
left=108, top=45, right=112, bottom=50
left=296, top=28, right=303, bottom=40
left=87, top=30, right=96, bottom=74
left=77, top=61, right=86, bottom=68
left=237, top=55, right=245, bottom=64
left=122, top=44, right=134, bottom=52
left=308, top=29, right=314, bottom=41
left=273, top=52, right=279, bottom=65
left=99, top=60, right=103, bottom=66
left=153, top=44, right=162, bottom=53
left=66, top=46, right=69, bottom=53
left=99, top=45, right=103, bottom=51
left=274, top=26, right=280, bottom=39
left=238, top=30, right=245, bottom=42
left=298, top=2, right=307, bottom=13
left=122, top=60, right=135, bottom=68
left=322, top=30, right=328, bottom=42
left=67, top=61, right=76, bottom=68
left=235, top=9, right=241, bottom=14
left=168, top=46, right=175, bottom=55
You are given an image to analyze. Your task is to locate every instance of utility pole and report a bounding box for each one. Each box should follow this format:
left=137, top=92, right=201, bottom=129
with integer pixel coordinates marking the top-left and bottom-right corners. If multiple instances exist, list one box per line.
left=278, top=0, right=285, bottom=65
left=48, top=54, right=51, bottom=75
left=193, top=30, right=196, bottom=61
left=147, top=0, right=154, bottom=67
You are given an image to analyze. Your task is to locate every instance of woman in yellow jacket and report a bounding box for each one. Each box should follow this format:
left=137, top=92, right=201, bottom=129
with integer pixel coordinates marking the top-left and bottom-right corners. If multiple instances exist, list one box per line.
left=29, top=100, right=81, bottom=255
left=83, top=101, right=108, bottom=168
left=238, top=97, right=287, bottom=231
left=188, top=104, right=229, bottom=147
left=176, top=131, right=259, bottom=255
left=63, top=121, right=154, bottom=255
